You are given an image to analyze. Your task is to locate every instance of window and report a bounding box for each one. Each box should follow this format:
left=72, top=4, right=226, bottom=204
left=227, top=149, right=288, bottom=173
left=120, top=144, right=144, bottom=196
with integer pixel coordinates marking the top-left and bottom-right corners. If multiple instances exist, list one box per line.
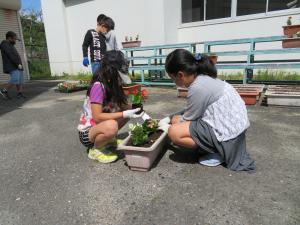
left=182, top=0, right=204, bottom=23
left=206, top=0, right=231, bottom=20
left=237, top=0, right=267, bottom=16
left=268, top=0, right=300, bottom=11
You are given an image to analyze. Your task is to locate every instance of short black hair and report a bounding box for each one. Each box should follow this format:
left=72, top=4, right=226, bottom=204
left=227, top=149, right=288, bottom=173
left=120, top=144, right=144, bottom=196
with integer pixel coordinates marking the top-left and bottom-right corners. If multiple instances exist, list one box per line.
left=98, top=17, right=113, bottom=32
left=106, top=17, right=115, bottom=30
left=6, top=31, right=17, bottom=39
left=97, top=14, right=106, bottom=24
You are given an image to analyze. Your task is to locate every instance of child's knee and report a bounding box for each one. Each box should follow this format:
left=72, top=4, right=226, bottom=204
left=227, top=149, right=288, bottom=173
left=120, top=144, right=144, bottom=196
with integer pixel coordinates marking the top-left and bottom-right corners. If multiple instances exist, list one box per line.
left=105, top=120, right=118, bottom=138
left=168, top=125, right=179, bottom=142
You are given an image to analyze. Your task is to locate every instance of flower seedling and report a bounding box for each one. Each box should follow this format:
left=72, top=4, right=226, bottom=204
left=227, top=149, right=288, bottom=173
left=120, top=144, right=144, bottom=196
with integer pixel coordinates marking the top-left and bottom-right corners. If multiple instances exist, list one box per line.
left=129, top=119, right=159, bottom=146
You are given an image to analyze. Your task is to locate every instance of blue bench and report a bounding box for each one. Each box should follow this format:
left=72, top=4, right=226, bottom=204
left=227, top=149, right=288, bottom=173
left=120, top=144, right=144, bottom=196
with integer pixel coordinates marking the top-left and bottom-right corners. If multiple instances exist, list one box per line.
left=123, top=36, right=300, bottom=85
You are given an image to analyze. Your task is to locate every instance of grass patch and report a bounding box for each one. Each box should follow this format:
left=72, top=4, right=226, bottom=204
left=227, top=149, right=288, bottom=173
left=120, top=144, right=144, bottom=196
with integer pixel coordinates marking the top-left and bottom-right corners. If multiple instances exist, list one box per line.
left=253, top=70, right=300, bottom=81
left=29, top=59, right=51, bottom=80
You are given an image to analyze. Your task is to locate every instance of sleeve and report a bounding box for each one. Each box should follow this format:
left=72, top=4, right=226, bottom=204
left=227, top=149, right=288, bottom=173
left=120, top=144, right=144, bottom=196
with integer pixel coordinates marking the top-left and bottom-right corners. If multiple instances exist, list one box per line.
left=2, top=42, right=21, bottom=66
left=182, top=87, right=211, bottom=121
left=82, top=31, right=91, bottom=57
left=112, top=33, right=119, bottom=50
left=90, top=83, right=105, bottom=104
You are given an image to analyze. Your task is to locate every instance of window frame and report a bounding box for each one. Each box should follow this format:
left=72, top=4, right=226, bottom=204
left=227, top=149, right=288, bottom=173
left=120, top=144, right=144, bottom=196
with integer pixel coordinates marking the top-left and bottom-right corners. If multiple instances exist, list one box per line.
left=180, top=0, right=300, bottom=28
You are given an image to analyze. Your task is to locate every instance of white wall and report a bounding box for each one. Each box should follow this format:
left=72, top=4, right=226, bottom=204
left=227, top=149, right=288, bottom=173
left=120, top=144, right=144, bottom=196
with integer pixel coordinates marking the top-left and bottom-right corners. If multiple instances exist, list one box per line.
left=41, top=0, right=73, bottom=75
left=43, top=0, right=166, bottom=75
left=163, top=0, right=180, bottom=44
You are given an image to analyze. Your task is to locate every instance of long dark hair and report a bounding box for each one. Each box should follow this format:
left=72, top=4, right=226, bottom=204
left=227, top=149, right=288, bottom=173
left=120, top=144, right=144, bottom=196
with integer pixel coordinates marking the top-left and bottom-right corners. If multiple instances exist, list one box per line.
left=87, top=50, right=127, bottom=107
left=165, top=49, right=217, bottom=78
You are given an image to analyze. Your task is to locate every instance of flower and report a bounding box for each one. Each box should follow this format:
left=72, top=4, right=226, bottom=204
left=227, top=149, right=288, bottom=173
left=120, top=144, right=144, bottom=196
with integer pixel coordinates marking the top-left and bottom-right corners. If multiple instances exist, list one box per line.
left=128, top=88, right=147, bottom=105
left=141, top=89, right=148, bottom=98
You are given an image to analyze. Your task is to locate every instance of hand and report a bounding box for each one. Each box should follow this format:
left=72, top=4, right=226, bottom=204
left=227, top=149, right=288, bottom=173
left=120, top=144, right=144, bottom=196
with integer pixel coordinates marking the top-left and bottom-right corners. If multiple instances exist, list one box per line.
left=158, top=116, right=171, bottom=127
left=82, top=57, right=90, bottom=67
left=123, top=108, right=143, bottom=118
left=141, top=112, right=151, bottom=121
left=159, top=124, right=170, bottom=132
left=17, top=64, right=23, bottom=70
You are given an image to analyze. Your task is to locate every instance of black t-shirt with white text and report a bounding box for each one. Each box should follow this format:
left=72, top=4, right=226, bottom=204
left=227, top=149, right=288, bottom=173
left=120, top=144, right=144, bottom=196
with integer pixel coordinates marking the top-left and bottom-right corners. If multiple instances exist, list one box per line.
left=82, top=29, right=106, bottom=62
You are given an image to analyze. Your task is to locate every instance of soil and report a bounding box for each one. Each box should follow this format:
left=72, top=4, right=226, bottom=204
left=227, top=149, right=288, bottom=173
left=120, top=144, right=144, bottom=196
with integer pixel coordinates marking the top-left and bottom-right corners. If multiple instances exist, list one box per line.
left=127, top=130, right=163, bottom=148
left=132, top=103, right=144, bottom=114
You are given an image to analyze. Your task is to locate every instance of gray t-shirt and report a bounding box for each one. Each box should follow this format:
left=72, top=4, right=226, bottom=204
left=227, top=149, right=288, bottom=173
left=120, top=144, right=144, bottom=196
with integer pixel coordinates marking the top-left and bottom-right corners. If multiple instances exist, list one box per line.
left=183, top=75, right=225, bottom=121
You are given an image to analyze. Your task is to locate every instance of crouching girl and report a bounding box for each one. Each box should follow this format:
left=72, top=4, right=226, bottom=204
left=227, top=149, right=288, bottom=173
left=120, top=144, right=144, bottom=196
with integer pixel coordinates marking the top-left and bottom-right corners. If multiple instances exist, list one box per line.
left=78, top=50, right=142, bottom=163
left=165, top=49, right=255, bottom=171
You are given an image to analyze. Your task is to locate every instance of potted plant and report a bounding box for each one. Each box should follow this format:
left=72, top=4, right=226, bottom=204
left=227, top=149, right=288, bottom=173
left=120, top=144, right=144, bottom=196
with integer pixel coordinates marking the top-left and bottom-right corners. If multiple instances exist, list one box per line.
left=57, top=80, right=89, bottom=93
left=127, top=88, right=148, bottom=114
left=282, top=16, right=300, bottom=48
left=117, top=119, right=168, bottom=171
left=122, top=35, right=142, bottom=48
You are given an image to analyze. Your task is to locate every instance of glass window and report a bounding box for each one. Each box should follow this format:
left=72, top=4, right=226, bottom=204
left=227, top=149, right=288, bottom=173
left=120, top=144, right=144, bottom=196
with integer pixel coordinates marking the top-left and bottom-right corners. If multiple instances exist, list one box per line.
left=206, top=0, right=232, bottom=20
left=182, top=0, right=204, bottom=23
left=268, top=0, right=300, bottom=11
left=237, top=0, right=267, bottom=16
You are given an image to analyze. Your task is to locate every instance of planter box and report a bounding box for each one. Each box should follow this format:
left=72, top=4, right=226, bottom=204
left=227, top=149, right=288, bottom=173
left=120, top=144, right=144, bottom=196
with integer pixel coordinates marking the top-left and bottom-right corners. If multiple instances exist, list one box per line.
left=282, top=38, right=300, bottom=48
left=122, top=41, right=141, bottom=48
left=283, top=24, right=300, bottom=38
left=265, top=85, right=300, bottom=106
left=177, top=87, right=188, bottom=98
left=122, top=84, right=142, bottom=96
left=118, top=130, right=168, bottom=171
left=208, top=55, right=218, bottom=65
left=239, top=92, right=259, bottom=105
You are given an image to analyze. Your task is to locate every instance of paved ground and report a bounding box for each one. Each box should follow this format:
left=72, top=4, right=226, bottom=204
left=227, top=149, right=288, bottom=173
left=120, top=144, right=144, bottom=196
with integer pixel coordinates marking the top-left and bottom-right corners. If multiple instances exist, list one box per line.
left=0, top=81, right=299, bottom=225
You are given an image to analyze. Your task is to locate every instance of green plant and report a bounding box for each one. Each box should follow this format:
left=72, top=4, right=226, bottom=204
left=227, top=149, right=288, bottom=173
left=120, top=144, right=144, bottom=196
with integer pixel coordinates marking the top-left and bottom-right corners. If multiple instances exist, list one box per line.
left=129, top=119, right=159, bottom=146
left=287, top=16, right=292, bottom=26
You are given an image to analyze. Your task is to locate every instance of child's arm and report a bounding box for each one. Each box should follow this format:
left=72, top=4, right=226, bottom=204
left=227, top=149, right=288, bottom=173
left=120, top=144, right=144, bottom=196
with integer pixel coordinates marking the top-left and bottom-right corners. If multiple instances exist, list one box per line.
left=82, top=30, right=91, bottom=59
left=91, top=104, right=141, bottom=123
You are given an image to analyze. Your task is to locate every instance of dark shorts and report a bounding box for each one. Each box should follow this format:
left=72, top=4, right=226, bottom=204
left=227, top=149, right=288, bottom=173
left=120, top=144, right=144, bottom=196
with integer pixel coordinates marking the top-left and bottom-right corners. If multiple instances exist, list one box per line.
left=189, top=119, right=255, bottom=172
left=78, top=128, right=94, bottom=148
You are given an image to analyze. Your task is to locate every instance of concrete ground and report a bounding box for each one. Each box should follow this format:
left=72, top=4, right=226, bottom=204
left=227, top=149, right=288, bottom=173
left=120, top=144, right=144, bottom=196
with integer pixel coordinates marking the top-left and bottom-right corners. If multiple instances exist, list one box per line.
left=0, top=81, right=299, bottom=225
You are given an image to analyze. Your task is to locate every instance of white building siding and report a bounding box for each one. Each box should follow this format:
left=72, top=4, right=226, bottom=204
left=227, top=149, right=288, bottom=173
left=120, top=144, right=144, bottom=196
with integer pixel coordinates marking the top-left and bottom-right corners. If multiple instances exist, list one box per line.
left=0, top=7, right=29, bottom=83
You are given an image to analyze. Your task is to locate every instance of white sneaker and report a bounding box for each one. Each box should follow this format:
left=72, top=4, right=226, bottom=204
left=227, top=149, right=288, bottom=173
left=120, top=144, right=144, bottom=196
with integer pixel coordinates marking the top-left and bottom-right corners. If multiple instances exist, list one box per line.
left=199, top=153, right=223, bottom=167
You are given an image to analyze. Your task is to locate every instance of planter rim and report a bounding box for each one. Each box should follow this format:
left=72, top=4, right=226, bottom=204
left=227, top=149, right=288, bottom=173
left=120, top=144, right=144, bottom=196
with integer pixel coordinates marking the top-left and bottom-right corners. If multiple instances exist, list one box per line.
left=118, top=129, right=168, bottom=152
left=239, top=92, right=259, bottom=96
left=282, top=24, right=300, bottom=28
left=121, top=40, right=142, bottom=44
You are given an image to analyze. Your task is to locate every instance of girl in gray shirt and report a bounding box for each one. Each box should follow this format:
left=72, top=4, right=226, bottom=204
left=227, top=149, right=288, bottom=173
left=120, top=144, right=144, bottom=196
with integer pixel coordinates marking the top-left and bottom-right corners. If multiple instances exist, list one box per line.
left=165, top=49, right=255, bottom=171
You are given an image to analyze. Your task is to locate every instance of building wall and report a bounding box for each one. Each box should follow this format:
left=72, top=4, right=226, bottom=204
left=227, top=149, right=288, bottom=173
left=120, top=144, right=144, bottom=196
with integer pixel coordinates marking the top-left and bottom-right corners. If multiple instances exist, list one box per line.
left=42, top=0, right=167, bottom=75
left=42, top=0, right=300, bottom=75
left=0, top=3, right=29, bottom=83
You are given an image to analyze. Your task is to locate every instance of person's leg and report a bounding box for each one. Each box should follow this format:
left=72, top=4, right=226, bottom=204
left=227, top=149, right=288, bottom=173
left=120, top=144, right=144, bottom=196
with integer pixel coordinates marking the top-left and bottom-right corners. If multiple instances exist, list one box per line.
left=171, top=115, right=183, bottom=125
left=168, top=121, right=197, bottom=149
left=16, top=71, right=26, bottom=98
left=91, top=62, right=101, bottom=75
left=89, top=119, right=119, bottom=148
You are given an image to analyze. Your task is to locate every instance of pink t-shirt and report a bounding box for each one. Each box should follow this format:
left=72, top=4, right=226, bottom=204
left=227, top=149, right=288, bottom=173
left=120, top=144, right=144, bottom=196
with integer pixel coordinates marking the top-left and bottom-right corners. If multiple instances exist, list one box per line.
left=89, top=82, right=106, bottom=104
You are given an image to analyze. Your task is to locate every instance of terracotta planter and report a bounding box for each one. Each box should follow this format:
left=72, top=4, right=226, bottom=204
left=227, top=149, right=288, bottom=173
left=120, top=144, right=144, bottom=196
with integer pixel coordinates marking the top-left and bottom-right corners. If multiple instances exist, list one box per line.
left=117, top=130, right=168, bottom=171
left=177, top=87, right=188, bottom=98
left=239, top=92, right=259, bottom=105
left=122, top=84, right=142, bottom=96
left=208, top=55, right=218, bottom=65
left=122, top=41, right=141, bottom=48
left=282, top=24, right=300, bottom=38
left=282, top=38, right=300, bottom=48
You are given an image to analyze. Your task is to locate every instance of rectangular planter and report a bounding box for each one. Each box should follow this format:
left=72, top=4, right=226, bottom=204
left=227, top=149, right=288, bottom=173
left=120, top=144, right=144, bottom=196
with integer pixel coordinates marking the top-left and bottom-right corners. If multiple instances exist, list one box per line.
left=122, top=84, right=142, bottom=96
left=117, top=130, right=168, bottom=171
left=122, top=41, right=141, bottom=48
left=282, top=38, right=300, bottom=48
left=265, top=85, right=300, bottom=106
left=239, top=92, right=259, bottom=105
left=283, top=25, right=300, bottom=38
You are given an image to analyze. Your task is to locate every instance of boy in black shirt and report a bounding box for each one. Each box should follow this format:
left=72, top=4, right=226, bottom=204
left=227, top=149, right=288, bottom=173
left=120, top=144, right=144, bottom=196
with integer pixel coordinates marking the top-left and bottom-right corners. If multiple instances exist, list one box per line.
left=82, top=14, right=113, bottom=75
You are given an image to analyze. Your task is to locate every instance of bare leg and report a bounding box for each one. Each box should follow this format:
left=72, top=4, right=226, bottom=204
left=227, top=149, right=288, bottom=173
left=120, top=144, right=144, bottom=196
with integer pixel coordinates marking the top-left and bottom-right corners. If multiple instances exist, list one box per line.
left=168, top=121, right=197, bottom=149
left=89, top=120, right=119, bottom=149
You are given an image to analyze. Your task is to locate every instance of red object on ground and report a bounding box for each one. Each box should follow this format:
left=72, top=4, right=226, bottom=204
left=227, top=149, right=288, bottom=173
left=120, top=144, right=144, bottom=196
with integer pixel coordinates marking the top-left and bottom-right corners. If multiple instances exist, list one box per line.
left=239, top=92, right=259, bottom=105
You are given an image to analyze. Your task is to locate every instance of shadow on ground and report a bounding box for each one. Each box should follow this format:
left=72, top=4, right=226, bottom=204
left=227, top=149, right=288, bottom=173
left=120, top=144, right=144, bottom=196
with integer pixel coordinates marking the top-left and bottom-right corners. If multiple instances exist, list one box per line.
left=0, top=80, right=60, bottom=117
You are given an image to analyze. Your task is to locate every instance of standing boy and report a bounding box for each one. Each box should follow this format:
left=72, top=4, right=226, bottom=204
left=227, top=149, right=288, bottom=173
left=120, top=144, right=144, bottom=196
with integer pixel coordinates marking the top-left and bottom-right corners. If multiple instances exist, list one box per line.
left=0, top=31, right=26, bottom=99
left=82, top=14, right=113, bottom=75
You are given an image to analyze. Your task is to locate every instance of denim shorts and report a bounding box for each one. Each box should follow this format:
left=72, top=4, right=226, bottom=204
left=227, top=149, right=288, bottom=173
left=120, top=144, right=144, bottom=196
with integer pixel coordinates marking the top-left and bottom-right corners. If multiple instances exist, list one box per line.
left=9, top=70, right=24, bottom=85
